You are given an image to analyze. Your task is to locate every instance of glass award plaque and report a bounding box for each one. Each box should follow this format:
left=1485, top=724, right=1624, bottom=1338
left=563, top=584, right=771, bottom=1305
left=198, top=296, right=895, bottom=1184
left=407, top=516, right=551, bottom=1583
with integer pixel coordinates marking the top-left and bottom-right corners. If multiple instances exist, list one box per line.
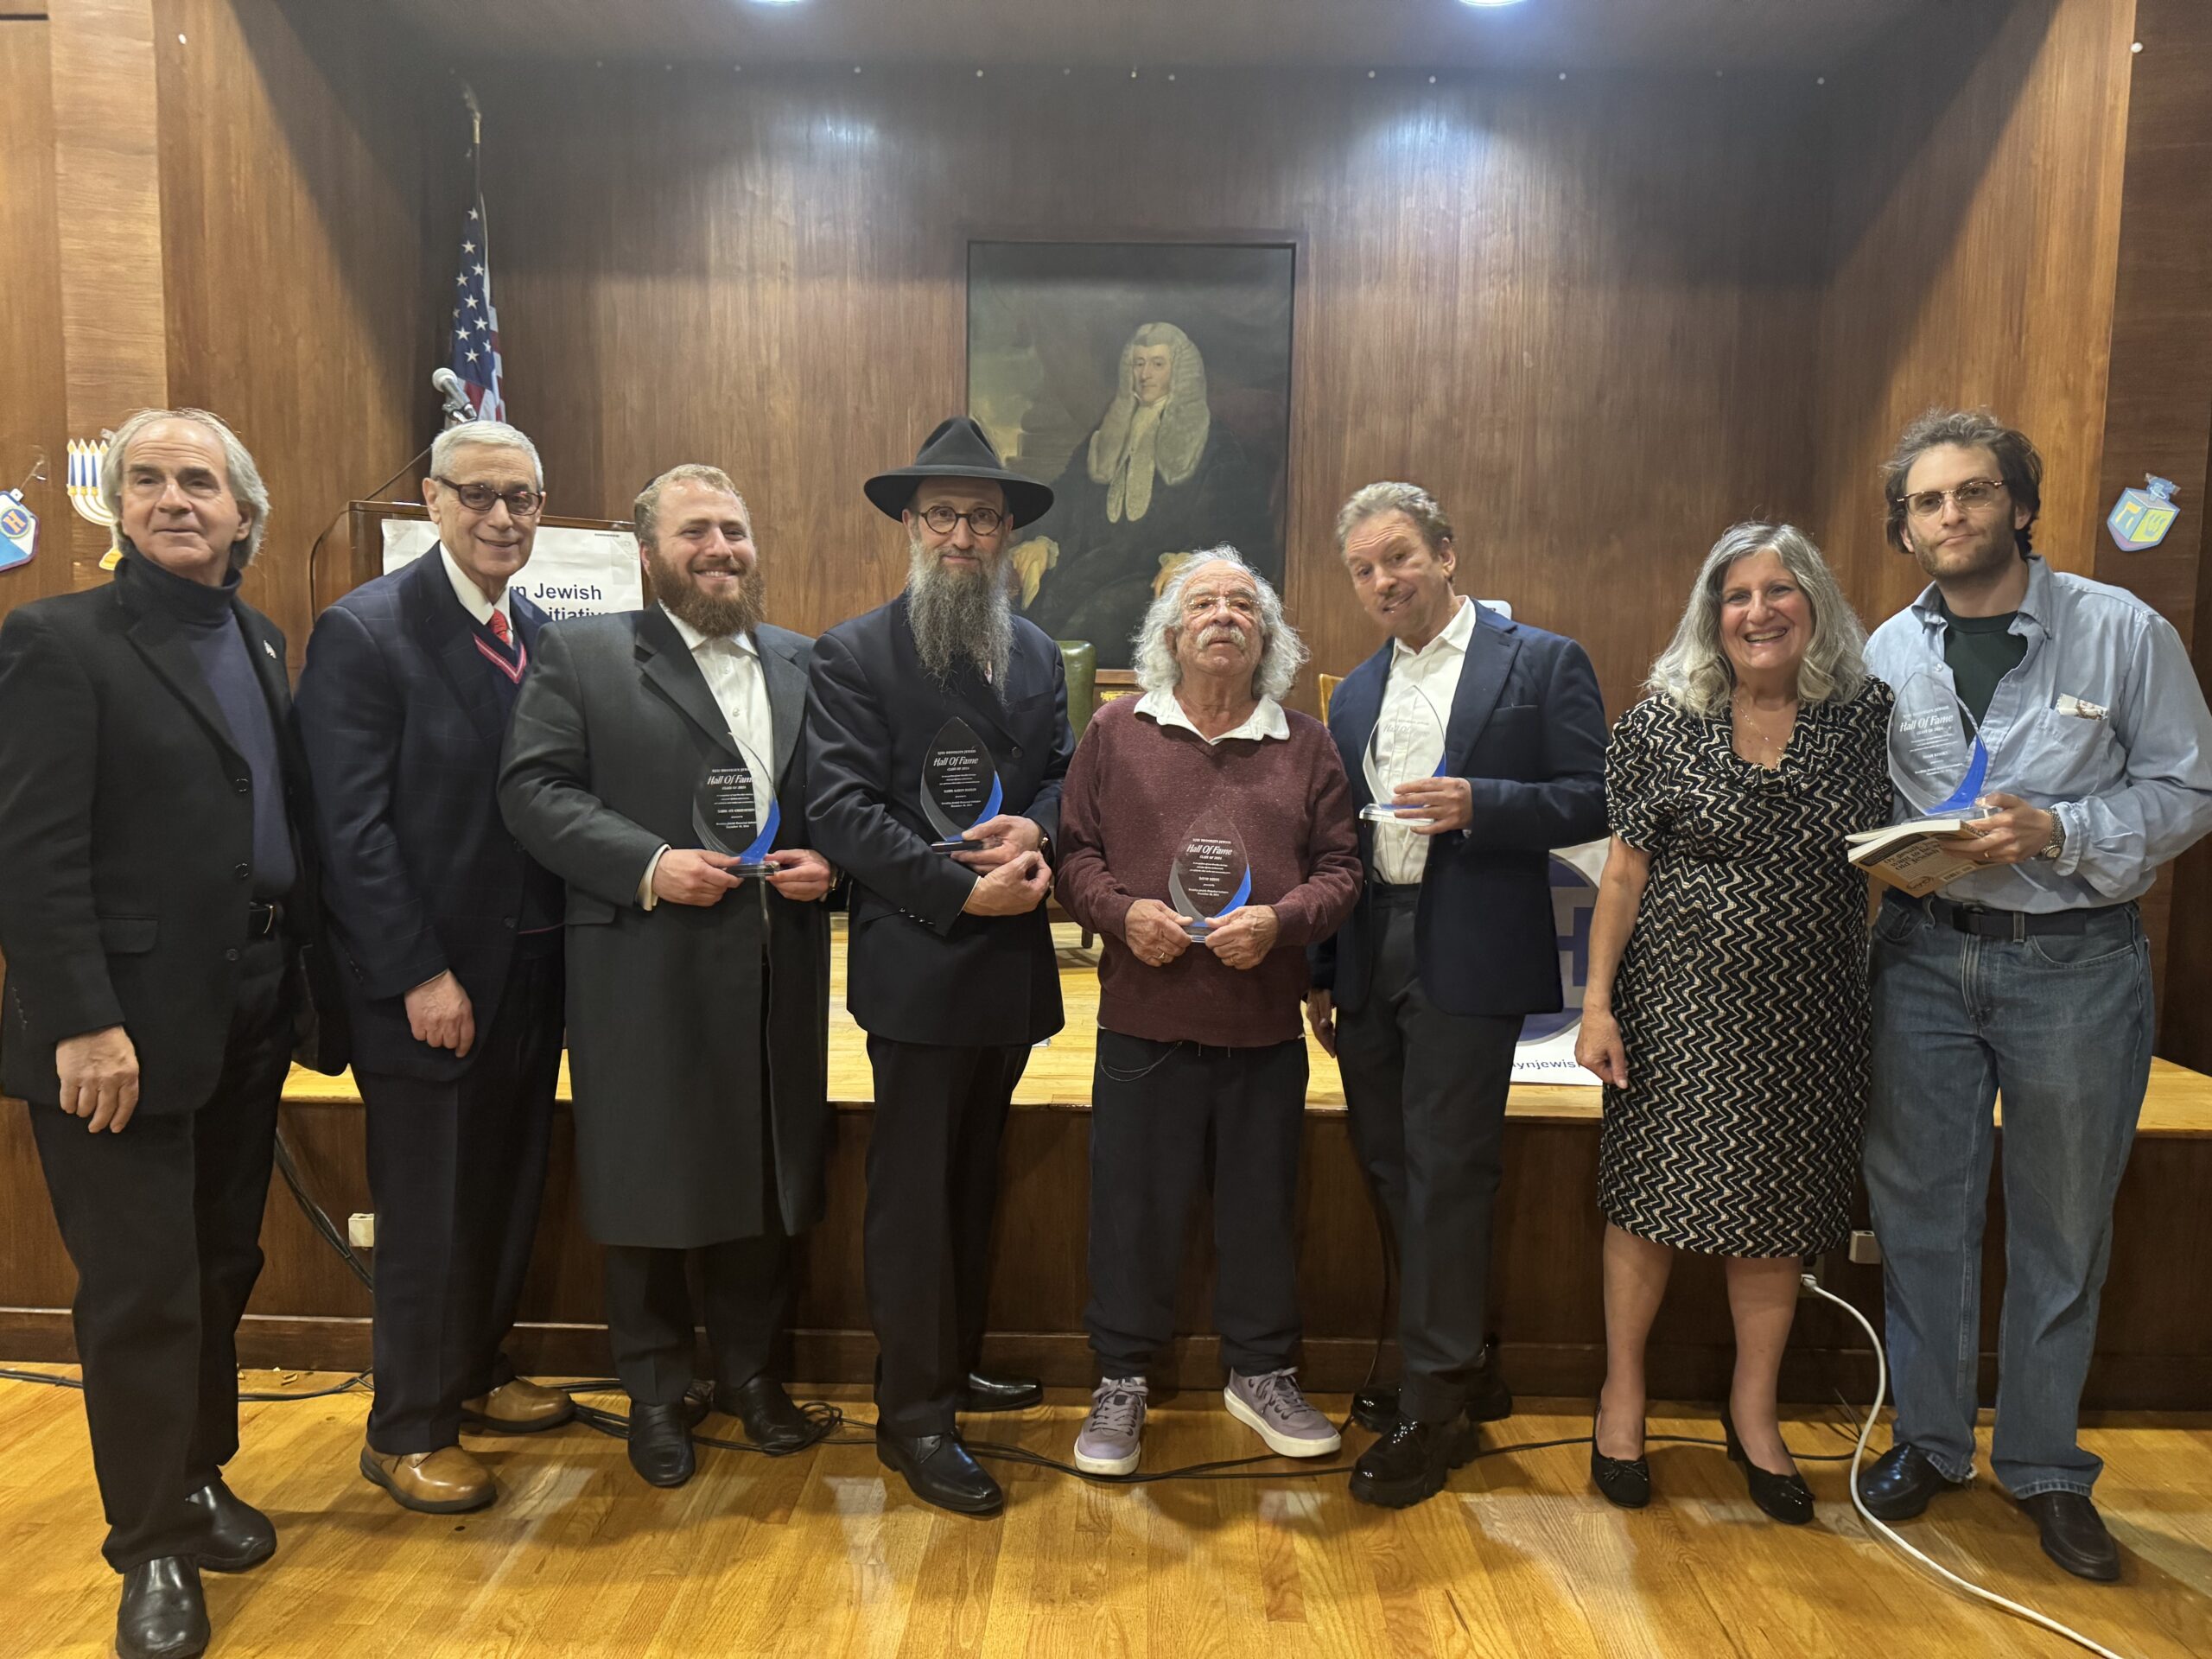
left=1887, top=667, right=1994, bottom=820
left=691, top=739, right=780, bottom=877
left=920, top=717, right=1004, bottom=852
left=1166, top=811, right=1252, bottom=941
left=1359, top=690, right=1448, bottom=824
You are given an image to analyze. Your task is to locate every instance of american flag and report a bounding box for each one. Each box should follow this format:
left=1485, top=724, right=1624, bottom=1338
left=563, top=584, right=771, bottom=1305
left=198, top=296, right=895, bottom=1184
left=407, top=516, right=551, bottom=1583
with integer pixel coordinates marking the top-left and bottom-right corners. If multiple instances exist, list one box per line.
left=447, top=188, right=505, bottom=421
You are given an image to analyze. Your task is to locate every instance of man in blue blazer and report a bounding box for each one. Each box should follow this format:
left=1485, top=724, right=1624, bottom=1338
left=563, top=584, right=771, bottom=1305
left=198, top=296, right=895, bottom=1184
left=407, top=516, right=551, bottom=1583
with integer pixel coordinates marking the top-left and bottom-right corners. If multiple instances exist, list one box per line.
left=295, top=420, right=572, bottom=1516
left=1307, top=482, right=1608, bottom=1509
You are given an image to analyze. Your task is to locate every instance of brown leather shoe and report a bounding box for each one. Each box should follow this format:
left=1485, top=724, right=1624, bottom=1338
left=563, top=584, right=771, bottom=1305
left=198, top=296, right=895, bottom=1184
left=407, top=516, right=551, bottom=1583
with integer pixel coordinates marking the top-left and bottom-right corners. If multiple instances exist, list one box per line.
left=461, top=1378, right=575, bottom=1435
left=359, top=1444, right=496, bottom=1514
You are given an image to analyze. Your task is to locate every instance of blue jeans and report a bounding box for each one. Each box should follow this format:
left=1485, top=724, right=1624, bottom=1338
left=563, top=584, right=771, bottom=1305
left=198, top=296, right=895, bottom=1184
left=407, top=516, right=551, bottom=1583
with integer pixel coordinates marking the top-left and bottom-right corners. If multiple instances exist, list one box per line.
left=1864, top=896, right=2152, bottom=1499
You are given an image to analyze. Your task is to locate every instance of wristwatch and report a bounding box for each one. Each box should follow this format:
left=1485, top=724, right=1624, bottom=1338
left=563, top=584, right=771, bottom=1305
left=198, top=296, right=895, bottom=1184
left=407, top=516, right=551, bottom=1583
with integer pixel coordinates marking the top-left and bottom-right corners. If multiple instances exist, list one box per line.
left=2037, top=814, right=2066, bottom=861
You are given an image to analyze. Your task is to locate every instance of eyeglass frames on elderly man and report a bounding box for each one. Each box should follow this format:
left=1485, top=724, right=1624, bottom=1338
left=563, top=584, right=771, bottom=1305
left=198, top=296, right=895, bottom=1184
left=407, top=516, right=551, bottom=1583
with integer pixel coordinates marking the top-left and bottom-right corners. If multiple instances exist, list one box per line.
left=917, top=503, right=1006, bottom=537
left=1903, top=477, right=2006, bottom=520
left=434, top=476, right=545, bottom=518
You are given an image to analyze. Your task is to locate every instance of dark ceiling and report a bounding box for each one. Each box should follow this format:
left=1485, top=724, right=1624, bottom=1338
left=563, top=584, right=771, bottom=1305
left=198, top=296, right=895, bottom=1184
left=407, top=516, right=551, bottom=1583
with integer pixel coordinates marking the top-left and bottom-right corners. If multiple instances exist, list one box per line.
left=384, top=0, right=1951, bottom=73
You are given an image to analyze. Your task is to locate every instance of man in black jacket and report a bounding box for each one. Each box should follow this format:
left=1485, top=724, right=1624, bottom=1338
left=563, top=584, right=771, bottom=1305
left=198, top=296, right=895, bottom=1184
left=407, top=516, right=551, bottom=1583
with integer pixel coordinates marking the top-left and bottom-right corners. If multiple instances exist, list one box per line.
left=296, top=419, right=573, bottom=1517
left=0, top=407, right=345, bottom=1659
left=501, top=464, right=836, bottom=1489
left=806, top=417, right=1074, bottom=1516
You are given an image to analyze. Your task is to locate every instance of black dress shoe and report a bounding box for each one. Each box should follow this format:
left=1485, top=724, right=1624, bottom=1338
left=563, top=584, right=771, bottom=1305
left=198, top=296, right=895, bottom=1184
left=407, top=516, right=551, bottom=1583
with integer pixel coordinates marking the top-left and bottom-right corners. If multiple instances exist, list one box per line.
left=1590, top=1397, right=1650, bottom=1510
left=1858, top=1443, right=1967, bottom=1522
left=116, top=1557, right=209, bottom=1659
left=185, top=1475, right=276, bottom=1573
left=1351, top=1347, right=1513, bottom=1434
left=1720, top=1404, right=1813, bottom=1526
left=715, top=1375, right=821, bottom=1455
left=876, top=1427, right=1004, bottom=1516
left=1348, top=1411, right=1478, bottom=1510
left=2019, top=1491, right=2121, bottom=1582
left=962, top=1370, right=1043, bottom=1414
left=626, top=1401, right=696, bottom=1488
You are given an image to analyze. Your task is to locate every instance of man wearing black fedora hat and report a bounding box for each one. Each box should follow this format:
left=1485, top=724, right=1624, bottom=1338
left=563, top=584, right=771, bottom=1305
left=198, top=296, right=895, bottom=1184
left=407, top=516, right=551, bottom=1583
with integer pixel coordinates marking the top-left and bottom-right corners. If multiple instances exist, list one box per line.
left=806, top=416, right=1075, bottom=1516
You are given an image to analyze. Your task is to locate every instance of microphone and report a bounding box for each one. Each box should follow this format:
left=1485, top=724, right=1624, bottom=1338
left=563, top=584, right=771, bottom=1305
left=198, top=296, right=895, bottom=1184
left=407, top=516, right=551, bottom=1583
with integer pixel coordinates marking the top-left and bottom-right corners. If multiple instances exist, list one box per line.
left=431, top=367, right=474, bottom=427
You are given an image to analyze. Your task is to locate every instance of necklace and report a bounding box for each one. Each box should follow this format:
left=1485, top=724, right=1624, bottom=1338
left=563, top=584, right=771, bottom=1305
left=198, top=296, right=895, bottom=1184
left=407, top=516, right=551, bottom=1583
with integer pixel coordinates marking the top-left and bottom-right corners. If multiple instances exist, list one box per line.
left=1731, top=691, right=1798, bottom=768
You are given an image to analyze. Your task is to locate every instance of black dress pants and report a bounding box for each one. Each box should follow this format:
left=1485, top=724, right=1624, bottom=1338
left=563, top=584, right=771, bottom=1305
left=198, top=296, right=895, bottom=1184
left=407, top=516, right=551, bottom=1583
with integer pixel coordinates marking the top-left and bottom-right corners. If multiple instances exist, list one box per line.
left=1333, top=892, right=1521, bottom=1424
left=29, top=935, right=289, bottom=1572
left=862, top=1035, right=1029, bottom=1437
left=357, top=938, right=563, bottom=1454
left=1084, top=1033, right=1308, bottom=1381
left=603, top=1225, right=791, bottom=1407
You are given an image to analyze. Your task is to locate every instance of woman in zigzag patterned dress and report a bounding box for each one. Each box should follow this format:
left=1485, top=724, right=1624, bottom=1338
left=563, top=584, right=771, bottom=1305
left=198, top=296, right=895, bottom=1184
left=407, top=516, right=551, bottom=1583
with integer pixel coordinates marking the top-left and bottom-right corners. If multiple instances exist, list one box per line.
left=1574, top=522, right=1892, bottom=1523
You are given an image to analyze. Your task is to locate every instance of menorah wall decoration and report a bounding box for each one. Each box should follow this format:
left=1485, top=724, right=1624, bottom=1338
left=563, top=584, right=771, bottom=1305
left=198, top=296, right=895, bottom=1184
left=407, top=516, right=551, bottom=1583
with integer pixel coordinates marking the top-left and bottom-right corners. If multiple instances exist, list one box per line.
left=66, top=435, right=123, bottom=570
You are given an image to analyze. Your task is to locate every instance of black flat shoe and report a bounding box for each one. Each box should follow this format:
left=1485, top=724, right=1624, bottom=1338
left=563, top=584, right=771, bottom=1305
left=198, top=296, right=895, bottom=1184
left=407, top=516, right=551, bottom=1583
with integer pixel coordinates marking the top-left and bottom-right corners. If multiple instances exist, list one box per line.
left=1590, top=1396, right=1650, bottom=1510
left=626, top=1400, right=697, bottom=1488
left=2018, top=1491, right=2121, bottom=1582
left=876, top=1427, right=1004, bottom=1516
left=1348, top=1411, right=1478, bottom=1510
left=1858, top=1443, right=1967, bottom=1521
left=962, top=1370, right=1043, bottom=1414
left=116, top=1557, right=208, bottom=1659
left=1720, top=1403, right=1813, bottom=1526
left=1351, top=1344, right=1513, bottom=1435
left=185, top=1475, right=276, bottom=1572
left=715, top=1375, right=821, bottom=1455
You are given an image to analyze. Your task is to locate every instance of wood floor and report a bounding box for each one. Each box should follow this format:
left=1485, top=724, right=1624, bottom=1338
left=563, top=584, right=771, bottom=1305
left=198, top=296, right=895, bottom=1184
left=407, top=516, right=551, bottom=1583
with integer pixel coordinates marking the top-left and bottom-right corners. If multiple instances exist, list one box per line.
left=1, top=1373, right=2208, bottom=1658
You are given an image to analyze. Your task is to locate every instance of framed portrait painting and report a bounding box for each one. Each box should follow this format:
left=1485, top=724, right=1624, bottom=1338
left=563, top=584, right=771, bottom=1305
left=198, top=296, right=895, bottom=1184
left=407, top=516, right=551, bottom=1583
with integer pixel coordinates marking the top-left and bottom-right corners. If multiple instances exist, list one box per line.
left=968, top=240, right=1295, bottom=669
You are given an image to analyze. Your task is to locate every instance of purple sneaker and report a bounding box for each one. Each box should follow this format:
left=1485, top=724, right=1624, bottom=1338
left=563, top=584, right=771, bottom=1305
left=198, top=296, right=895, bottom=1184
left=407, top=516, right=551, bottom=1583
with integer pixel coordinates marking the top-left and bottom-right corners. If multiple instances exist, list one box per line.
left=1073, top=1377, right=1148, bottom=1476
left=1224, top=1369, right=1341, bottom=1458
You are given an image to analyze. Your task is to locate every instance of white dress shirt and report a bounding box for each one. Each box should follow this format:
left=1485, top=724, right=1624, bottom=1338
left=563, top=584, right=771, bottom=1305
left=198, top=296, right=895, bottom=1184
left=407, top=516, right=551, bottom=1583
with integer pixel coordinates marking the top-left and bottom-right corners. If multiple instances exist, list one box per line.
left=1370, top=594, right=1475, bottom=886
left=438, top=543, right=513, bottom=633
left=1135, top=685, right=1291, bottom=746
left=639, top=608, right=772, bottom=908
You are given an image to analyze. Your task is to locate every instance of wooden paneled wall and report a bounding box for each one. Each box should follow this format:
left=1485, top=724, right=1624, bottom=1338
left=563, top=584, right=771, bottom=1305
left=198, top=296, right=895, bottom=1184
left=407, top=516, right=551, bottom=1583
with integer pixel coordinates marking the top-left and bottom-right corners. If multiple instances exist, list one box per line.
left=475, top=65, right=1833, bottom=719
left=0, top=18, right=73, bottom=620
left=1809, top=0, right=2134, bottom=612
left=2094, top=0, right=2212, bottom=1069
left=151, top=0, right=450, bottom=658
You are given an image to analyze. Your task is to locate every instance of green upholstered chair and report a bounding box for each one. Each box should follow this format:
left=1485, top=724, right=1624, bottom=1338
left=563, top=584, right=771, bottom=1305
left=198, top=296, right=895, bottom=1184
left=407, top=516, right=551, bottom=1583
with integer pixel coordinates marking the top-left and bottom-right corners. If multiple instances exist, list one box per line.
left=1053, top=639, right=1098, bottom=949
left=1057, top=639, right=1097, bottom=741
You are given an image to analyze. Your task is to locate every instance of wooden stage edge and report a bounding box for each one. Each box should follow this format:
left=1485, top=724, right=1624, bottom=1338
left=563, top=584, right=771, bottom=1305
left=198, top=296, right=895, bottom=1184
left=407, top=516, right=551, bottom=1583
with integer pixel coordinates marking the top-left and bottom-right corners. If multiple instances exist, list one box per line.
left=277, top=923, right=2212, bottom=1135
left=6, top=926, right=2209, bottom=1410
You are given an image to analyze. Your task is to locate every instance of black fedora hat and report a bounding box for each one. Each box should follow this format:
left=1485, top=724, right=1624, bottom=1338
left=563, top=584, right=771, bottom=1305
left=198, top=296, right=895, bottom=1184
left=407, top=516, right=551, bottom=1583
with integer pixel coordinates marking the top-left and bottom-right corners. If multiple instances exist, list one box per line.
left=863, top=416, right=1055, bottom=529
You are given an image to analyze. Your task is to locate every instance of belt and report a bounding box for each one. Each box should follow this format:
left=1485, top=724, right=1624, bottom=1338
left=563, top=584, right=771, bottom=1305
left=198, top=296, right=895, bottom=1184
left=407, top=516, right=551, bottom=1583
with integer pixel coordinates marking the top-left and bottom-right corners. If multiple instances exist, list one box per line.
left=1369, top=881, right=1422, bottom=908
left=246, top=899, right=284, bottom=938
left=1885, top=887, right=2132, bottom=942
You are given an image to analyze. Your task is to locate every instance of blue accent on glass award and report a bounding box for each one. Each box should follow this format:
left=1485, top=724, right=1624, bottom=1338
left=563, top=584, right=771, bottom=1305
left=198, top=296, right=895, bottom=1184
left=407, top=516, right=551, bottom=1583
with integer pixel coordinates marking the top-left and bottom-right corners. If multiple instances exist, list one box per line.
left=692, top=740, right=780, bottom=877
left=1166, top=812, right=1252, bottom=941
left=1359, top=689, right=1448, bottom=824
left=921, top=717, right=1002, bottom=851
left=1889, top=668, right=1997, bottom=821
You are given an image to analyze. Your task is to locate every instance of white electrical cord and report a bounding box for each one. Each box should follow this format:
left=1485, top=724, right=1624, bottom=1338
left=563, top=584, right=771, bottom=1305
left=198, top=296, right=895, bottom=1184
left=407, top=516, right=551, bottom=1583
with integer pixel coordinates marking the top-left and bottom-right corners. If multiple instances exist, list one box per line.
left=1799, top=1274, right=2138, bottom=1659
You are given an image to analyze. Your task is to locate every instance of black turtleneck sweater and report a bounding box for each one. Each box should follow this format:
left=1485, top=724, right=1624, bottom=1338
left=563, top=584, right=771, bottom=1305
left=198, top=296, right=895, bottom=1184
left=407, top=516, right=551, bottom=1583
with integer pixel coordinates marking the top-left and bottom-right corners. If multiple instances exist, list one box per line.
left=124, top=555, right=296, bottom=900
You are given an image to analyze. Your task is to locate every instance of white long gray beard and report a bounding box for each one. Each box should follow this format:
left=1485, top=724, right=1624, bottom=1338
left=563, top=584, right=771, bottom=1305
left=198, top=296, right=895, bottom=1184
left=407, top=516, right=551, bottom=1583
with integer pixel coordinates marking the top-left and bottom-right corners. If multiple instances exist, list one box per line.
left=907, top=540, right=1013, bottom=689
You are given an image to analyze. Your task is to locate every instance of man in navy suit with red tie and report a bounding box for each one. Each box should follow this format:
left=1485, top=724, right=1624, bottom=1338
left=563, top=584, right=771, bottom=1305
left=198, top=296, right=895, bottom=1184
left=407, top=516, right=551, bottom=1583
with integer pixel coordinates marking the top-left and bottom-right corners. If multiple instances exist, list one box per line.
left=296, top=420, right=573, bottom=1516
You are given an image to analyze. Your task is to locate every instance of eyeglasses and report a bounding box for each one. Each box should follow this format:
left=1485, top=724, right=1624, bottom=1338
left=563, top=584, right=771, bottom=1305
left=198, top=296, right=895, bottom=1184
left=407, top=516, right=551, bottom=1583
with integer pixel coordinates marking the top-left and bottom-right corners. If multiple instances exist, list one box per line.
left=918, top=504, right=1005, bottom=537
left=1903, top=478, right=2005, bottom=520
left=435, top=476, right=544, bottom=517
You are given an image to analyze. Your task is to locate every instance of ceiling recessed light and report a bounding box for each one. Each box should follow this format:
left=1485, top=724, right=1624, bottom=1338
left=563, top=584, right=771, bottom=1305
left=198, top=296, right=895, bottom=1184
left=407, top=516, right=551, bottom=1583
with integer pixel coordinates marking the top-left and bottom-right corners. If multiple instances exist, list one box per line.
left=1459, top=0, right=1527, bottom=8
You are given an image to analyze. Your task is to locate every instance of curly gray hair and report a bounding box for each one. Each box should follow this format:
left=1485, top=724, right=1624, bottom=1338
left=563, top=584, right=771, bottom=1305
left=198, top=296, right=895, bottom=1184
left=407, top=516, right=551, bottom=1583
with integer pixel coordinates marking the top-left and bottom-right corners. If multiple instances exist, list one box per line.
left=99, top=407, right=270, bottom=569
left=1132, top=546, right=1306, bottom=703
left=1648, top=522, right=1868, bottom=719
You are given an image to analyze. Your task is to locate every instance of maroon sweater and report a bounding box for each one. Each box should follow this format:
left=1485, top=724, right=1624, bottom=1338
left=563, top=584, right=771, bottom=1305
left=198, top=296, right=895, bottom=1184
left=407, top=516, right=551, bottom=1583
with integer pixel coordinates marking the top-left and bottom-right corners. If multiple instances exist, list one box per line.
left=1057, top=695, right=1362, bottom=1046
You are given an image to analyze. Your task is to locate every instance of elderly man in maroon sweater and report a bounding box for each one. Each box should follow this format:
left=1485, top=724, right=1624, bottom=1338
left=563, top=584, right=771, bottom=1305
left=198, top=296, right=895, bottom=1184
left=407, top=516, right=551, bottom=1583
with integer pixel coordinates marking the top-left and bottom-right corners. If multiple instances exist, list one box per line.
left=1055, top=547, right=1362, bottom=1475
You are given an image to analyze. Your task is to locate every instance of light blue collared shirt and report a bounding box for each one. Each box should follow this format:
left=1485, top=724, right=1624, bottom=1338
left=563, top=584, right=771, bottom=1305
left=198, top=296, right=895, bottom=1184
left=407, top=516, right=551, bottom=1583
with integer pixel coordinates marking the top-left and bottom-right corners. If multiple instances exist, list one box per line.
left=1865, top=556, right=2212, bottom=912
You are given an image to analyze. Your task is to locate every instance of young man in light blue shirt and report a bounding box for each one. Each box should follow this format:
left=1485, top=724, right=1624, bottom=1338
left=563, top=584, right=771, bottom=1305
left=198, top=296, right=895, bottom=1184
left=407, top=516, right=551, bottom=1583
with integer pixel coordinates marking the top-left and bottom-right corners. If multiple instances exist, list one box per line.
left=1859, top=408, right=2212, bottom=1583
